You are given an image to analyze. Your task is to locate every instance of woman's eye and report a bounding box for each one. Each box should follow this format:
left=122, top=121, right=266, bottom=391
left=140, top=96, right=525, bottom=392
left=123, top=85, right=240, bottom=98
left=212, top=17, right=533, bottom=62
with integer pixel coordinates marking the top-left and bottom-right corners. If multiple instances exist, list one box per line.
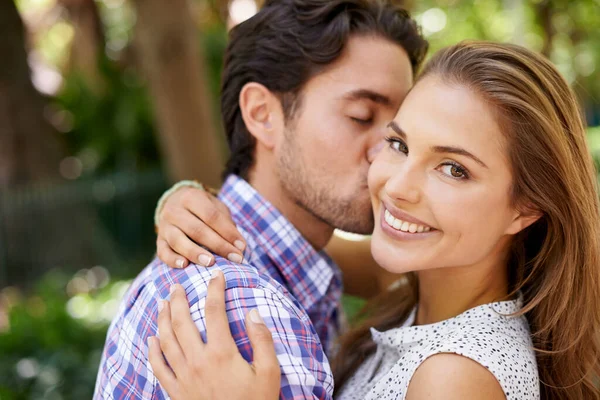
left=440, top=163, right=470, bottom=180
left=385, top=136, right=408, bottom=154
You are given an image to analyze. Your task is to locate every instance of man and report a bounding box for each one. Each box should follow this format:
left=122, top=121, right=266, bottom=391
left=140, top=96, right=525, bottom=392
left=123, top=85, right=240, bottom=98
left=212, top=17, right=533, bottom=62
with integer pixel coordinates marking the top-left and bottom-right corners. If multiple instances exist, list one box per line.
left=94, top=0, right=427, bottom=398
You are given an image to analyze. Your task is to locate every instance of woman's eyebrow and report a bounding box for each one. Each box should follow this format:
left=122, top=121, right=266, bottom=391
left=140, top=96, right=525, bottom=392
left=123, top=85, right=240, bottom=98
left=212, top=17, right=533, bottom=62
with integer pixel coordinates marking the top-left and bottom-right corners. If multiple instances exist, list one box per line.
left=387, top=121, right=488, bottom=168
left=432, top=145, right=488, bottom=168
left=387, top=121, right=406, bottom=139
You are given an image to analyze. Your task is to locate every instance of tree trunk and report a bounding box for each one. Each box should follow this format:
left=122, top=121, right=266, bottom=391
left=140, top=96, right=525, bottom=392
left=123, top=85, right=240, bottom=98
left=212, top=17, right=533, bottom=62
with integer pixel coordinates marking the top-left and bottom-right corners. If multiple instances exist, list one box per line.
left=0, top=0, right=66, bottom=187
left=211, top=0, right=230, bottom=23
left=132, top=0, right=224, bottom=187
left=536, top=0, right=555, bottom=57
left=60, top=0, right=105, bottom=93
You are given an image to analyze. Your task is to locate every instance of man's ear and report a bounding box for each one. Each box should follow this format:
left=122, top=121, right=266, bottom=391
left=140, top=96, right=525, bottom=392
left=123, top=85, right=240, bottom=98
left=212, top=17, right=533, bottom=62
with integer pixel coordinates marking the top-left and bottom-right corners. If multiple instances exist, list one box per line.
left=239, top=83, right=284, bottom=149
left=504, top=205, right=543, bottom=235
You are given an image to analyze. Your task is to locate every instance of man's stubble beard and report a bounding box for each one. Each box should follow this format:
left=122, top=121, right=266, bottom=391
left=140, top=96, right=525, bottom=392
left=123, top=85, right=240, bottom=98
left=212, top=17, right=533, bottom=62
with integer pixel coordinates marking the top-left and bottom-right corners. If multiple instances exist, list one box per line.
left=277, top=127, right=374, bottom=235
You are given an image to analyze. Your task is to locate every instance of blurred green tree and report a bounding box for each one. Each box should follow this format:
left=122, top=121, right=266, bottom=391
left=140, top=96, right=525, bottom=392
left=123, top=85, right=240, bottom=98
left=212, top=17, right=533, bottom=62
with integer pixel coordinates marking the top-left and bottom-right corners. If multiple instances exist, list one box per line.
left=411, top=0, right=600, bottom=124
left=0, top=1, right=125, bottom=286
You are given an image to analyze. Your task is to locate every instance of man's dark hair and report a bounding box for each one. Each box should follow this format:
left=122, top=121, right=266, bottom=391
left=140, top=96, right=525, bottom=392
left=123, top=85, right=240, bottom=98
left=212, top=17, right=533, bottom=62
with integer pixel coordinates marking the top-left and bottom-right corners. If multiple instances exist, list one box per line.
left=220, top=0, right=428, bottom=180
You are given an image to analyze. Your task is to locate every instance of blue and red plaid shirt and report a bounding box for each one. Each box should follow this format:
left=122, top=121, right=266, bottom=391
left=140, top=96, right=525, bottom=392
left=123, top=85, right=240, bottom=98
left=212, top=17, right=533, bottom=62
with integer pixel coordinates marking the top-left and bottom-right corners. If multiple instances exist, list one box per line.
left=94, top=175, right=343, bottom=399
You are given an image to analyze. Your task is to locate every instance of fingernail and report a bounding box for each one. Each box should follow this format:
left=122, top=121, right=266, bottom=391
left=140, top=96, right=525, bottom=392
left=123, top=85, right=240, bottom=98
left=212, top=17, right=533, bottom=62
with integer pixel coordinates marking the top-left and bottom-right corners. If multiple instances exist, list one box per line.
left=227, top=253, right=243, bottom=263
left=198, top=254, right=212, bottom=267
left=249, top=309, right=264, bottom=325
left=158, top=300, right=165, bottom=312
left=210, top=269, right=222, bottom=281
left=176, top=259, right=184, bottom=268
left=170, top=285, right=178, bottom=295
left=148, top=336, right=154, bottom=345
left=234, top=240, right=245, bottom=251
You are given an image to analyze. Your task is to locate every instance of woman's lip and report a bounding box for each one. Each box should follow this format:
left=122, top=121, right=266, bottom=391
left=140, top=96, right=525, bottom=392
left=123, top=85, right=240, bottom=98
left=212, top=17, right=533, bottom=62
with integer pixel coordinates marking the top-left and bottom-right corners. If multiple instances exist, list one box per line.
left=379, top=208, right=438, bottom=240
left=381, top=200, right=433, bottom=228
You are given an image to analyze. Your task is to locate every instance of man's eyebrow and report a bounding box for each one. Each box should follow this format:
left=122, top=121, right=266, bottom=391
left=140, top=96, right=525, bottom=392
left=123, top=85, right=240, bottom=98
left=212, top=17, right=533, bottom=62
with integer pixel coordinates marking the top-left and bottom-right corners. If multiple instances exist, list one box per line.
left=387, top=121, right=488, bottom=168
left=344, top=89, right=392, bottom=106
left=432, top=146, right=489, bottom=168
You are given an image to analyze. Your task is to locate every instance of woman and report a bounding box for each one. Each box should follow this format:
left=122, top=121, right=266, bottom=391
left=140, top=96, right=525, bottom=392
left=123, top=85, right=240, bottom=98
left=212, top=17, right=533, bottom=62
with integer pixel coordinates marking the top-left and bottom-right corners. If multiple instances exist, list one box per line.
left=148, top=41, right=600, bottom=399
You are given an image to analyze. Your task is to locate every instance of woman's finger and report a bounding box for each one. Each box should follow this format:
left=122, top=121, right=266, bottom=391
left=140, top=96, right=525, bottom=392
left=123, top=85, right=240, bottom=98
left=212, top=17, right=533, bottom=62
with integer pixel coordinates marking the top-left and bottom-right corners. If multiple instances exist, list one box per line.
left=181, top=191, right=246, bottom=256
left=162, top=223, right=216, bottom=267
left=157, top=299, right=187, bottom=377
left=210, top=197, right=247, bottom=252
left=157, top=238, right=189, bottom=269
left=158, top=209, right=204, bottom=267
left=169, top=284, right=205, bottom=358
left=204, top=270, right=237, bottom=353
left=169, top=211, right=243, bottom=265
left=246, top=310, right=280, bottom=385
left=148, top=336, right=179, bottom=396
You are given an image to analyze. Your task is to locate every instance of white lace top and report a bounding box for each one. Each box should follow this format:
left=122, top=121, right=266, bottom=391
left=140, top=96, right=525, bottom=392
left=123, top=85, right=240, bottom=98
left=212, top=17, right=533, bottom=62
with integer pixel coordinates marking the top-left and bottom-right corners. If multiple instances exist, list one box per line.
left=336, top=298, right=539, bottom=400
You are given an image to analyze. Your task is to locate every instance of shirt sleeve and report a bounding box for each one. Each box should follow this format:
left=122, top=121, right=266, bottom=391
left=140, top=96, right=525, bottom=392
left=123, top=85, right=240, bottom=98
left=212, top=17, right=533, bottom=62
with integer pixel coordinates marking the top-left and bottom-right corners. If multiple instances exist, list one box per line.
left=93, top=266, right=334, bottom=400
left=93, top=274, right=163, bottom=400
left=183, top=283, right=335, bottom=400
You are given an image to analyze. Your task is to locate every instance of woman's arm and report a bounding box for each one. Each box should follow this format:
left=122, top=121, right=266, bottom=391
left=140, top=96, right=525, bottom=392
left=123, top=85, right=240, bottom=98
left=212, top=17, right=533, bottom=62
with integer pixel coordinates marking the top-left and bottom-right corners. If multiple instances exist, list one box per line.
left=405, top=354, right=506, bottom=400
left=155, top=183, right=403, bottom=299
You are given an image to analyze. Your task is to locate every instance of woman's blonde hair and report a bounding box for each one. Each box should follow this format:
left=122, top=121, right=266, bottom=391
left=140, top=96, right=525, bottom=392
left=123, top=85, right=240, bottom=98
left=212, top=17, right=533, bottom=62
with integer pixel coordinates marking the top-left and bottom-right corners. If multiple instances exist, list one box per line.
left=333, top=41, right=600, bottom=399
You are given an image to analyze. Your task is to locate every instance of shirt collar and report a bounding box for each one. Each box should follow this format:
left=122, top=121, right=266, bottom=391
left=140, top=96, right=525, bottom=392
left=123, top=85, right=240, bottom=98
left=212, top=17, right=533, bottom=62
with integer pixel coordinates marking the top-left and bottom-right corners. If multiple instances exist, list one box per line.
left=218, top=175, right=339, bottom=312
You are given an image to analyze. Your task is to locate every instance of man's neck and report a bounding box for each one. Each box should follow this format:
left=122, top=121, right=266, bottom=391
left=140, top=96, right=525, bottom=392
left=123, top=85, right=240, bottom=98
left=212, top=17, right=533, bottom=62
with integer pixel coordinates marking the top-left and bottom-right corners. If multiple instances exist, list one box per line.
left=248, top=174, right=334, bottom=250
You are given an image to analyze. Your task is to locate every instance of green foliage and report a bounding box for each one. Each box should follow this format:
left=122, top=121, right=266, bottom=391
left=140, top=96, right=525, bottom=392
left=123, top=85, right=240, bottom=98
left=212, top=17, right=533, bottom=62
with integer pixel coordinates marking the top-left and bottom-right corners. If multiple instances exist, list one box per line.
left=588, top=125, right=600, bottom=153
left=341, top=294, right=367, bottom=326
left=201, top=24, right=229, bottom=110
left=587, top=126, right=600, bottom=176
left=53, top=58, right=160, bottom=176
left=51, top=24, right=229, bottom=177
left=0, top=270, right=130, bottom=400
left=413, top=0, right=600, bottom=123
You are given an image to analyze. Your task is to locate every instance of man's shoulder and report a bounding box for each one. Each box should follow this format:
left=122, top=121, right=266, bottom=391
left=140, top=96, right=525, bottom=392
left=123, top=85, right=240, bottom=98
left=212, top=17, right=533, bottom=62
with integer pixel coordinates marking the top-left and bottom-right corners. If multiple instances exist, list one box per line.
left=97, top=256, right=331, bottom=400
left=132, top=256, right=296, bottom=310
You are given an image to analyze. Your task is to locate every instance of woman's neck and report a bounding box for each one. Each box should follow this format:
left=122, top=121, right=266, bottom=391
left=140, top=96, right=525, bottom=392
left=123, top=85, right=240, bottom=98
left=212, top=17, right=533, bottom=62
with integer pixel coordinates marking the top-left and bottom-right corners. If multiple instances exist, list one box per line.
left=415, top=260, right=509, bottom=326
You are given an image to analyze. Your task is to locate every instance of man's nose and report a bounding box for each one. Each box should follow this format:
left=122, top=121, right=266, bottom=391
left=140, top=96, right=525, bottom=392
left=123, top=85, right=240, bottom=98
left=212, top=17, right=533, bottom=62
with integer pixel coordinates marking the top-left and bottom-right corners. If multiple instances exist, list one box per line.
left=367, top=139, right=385, bottom=164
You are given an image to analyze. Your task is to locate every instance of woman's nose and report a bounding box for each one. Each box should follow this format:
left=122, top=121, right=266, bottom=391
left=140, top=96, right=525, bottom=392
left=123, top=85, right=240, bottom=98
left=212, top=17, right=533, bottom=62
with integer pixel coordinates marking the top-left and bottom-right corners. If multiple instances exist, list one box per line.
left=384, top=163, right=422, bottom=204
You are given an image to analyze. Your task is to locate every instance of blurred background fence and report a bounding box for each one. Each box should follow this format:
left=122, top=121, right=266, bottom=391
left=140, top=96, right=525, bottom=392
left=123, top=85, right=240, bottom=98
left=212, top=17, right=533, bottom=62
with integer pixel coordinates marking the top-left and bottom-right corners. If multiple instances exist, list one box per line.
left=0, top=0, right=599, bottom=398
left=0, top=169, right=167, bottom=288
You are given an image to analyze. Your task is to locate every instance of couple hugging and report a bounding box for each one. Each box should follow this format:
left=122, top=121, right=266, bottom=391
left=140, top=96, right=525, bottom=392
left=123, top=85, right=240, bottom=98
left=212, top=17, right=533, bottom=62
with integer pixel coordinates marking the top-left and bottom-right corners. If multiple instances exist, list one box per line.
left=94, top=0, right=600, bottom=399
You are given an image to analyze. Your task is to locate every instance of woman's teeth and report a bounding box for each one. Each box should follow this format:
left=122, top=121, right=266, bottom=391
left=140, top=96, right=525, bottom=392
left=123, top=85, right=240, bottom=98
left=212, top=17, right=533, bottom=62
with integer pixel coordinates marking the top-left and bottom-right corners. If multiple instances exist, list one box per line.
left=384, top=209, right=431, bottom=233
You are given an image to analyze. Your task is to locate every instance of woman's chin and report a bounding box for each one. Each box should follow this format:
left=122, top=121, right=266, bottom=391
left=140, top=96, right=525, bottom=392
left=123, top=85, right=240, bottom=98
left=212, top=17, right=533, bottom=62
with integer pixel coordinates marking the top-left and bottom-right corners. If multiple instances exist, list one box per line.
left=370, top=235, right=423, bottom=275
left=371, top=238, right=415, bottom=274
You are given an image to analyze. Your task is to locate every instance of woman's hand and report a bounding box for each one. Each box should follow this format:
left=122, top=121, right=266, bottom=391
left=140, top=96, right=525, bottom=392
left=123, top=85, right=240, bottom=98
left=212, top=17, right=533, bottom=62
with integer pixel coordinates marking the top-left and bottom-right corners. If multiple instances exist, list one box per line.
left=148, top=271, right=280, bottom=400
left=156, top=186, right=247, bottom=269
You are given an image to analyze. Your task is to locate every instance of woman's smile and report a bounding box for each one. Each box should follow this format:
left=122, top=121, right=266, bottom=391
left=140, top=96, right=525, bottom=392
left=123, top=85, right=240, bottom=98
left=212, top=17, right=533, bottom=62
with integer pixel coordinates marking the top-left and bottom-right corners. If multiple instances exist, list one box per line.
left=379, top=201, right=438, bottom=241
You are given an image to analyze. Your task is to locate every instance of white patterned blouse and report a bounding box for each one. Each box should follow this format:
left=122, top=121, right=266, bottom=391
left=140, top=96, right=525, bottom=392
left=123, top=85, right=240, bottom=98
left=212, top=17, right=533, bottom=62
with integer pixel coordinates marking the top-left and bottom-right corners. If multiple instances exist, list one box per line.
left=336, top=297, right=539, bottom=400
